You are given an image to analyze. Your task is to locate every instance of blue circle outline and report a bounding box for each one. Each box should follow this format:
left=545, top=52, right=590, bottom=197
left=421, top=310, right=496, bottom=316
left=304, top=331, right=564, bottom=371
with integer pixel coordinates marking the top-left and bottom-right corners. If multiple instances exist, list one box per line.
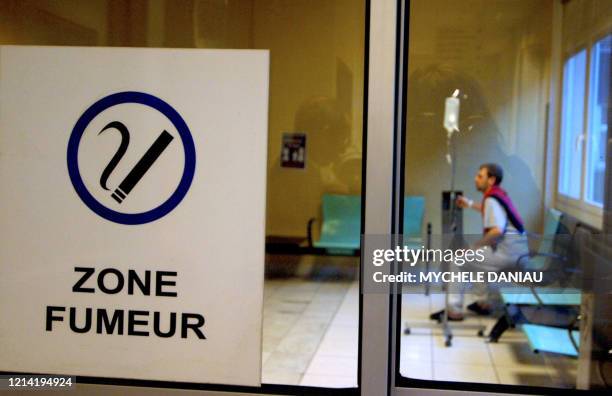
left=67, top=91, right=196, bottom=225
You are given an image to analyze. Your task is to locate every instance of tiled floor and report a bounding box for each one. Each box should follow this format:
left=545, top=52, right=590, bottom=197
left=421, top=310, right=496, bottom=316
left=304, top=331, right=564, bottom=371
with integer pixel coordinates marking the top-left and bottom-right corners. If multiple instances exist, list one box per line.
left=399, top=293, right=578, bottom=388
left=262, top=279, right=359, bottom=388
left=261, top=279, right=577, bottom=389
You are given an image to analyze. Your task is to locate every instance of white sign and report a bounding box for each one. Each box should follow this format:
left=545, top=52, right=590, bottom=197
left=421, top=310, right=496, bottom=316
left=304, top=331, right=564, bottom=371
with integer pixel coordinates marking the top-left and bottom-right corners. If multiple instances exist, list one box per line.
left=0, top=46, right=269, bottom=386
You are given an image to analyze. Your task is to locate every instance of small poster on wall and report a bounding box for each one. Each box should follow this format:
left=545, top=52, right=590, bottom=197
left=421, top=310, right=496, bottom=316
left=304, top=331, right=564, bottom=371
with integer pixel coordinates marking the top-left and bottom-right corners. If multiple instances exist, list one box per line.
left=281, top=132, right=306, bottom=169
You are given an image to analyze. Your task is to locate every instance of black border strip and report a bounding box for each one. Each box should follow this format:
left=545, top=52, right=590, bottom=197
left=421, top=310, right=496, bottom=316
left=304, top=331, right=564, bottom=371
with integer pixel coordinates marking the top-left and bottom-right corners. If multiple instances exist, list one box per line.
left=0, top=372, right=357, bottom=396
left=387, top=0, right=408, bottom=394
left=396, top=376, right=594, bottom=395
left=391, top=0, right=409, bottom=393
left=358, top=0, right=371, bottom=391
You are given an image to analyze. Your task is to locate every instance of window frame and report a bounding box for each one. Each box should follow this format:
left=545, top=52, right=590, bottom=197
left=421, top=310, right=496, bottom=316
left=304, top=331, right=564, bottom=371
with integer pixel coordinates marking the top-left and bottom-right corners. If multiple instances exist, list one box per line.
left=557, top=48, right=587, bottom=201
left=554, top=28, right=612, bottom=230
left=584, top=32, right=611, bottom=207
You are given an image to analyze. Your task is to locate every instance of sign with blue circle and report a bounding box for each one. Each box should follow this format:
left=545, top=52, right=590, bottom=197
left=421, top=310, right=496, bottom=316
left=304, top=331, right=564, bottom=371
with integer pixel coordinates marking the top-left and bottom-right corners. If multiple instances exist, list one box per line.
left=67, top=91, right=196, bottom=225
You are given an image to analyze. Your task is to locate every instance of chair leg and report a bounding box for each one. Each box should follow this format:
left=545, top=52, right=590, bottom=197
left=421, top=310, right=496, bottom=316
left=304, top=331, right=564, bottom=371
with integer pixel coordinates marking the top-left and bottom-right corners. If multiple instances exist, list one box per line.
left=487, top=315, right=511, bottom=343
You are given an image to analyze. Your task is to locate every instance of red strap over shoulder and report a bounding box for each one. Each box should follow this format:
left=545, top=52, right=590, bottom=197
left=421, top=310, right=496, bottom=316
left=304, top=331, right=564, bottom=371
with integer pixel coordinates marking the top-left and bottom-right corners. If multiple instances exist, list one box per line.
left=481, top=185, right=525, bottom=234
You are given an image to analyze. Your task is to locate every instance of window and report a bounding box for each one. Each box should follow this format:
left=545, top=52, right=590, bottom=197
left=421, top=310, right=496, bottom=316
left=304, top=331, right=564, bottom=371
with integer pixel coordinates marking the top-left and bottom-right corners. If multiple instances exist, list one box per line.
left=586, top=35, right=611, bottom=206
left=556, top=33, right=610, bottom=226
left=558, top=49, right=587, bottom=200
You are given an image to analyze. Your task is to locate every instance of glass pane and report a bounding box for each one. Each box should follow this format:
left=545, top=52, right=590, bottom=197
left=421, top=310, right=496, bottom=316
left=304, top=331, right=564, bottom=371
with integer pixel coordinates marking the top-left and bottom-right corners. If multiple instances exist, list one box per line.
left=558, top=49, right=587, bottom=199
left=586, top=34, right=611, bottom=206
left=0, top=0, right=364, bottom=390
left=398, top=0, right=611, bottom=392
left=260, top=0, right=364, bottom=388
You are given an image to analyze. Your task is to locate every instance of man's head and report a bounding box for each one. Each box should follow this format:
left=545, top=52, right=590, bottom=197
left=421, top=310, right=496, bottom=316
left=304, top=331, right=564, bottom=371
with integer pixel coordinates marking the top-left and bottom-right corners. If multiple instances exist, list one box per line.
left=475, top=163, right=503, bottom=192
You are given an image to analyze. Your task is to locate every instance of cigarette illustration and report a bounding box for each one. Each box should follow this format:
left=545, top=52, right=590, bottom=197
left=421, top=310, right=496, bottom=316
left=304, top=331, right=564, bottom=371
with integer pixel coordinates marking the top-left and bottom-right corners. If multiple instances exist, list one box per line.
left=111, top=130, right=174, bottom=204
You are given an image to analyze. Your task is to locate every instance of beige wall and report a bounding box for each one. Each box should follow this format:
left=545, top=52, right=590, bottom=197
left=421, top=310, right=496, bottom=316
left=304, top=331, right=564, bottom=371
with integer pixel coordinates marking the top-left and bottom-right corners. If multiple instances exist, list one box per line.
left=256, top=0, right=365, bottom=237
left=562, top=0, right=612, bottom=54
left=0, top=0, right=101, bottom=45
left=405, top=0, right=553, bottom=235
left=0, top=0, right=366, bottom=239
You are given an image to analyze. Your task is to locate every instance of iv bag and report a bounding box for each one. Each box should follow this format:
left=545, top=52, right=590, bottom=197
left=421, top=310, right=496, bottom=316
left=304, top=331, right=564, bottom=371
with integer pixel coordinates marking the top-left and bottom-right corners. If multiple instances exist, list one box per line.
left=444, top=96, right=460, bottom=133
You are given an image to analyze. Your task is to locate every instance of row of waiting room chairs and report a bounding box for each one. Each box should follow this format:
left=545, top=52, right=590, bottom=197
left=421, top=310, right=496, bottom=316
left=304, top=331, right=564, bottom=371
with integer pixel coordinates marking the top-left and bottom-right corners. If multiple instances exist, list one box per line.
left=308, top=194, right=607, bottom=359
left=489, top=208, right=593, bottom=357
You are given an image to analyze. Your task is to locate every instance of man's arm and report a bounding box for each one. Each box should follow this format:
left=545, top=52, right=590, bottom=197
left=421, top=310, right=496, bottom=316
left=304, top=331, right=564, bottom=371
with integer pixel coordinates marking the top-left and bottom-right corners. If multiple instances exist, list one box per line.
left=456, top=196, right=481, bottom=212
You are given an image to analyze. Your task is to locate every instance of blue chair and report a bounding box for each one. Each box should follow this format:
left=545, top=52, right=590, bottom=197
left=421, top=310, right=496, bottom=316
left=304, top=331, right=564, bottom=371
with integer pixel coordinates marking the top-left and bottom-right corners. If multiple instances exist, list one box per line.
left=312, top=194, right=361, bottom=254
left=489, top=208, right=582, bottom=358
left=497, top=208, right=566, bottom=302
left=308, top=194, right=425, bottom=255
left=403, top=196, right=425, bottom=249
left=522, top=324, right=580, bottom=356
left=516, top=207, right=563, bottom=272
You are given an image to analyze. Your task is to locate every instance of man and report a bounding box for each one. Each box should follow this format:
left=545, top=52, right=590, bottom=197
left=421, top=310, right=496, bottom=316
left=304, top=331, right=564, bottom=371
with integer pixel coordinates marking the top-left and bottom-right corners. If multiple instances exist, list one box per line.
left=430, top=163, right=529, bottom=321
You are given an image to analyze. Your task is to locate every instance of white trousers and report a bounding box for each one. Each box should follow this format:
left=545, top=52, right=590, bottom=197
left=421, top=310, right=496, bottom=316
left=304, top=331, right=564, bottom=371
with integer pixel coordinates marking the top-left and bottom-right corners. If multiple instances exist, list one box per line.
left=448, top=235, right=528, bottom=313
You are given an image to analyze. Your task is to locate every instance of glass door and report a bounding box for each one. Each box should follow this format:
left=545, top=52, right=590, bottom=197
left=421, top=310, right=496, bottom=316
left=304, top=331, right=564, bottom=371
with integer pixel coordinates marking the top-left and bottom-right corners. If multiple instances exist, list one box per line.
left=391, top=0, right=612, bottom=394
